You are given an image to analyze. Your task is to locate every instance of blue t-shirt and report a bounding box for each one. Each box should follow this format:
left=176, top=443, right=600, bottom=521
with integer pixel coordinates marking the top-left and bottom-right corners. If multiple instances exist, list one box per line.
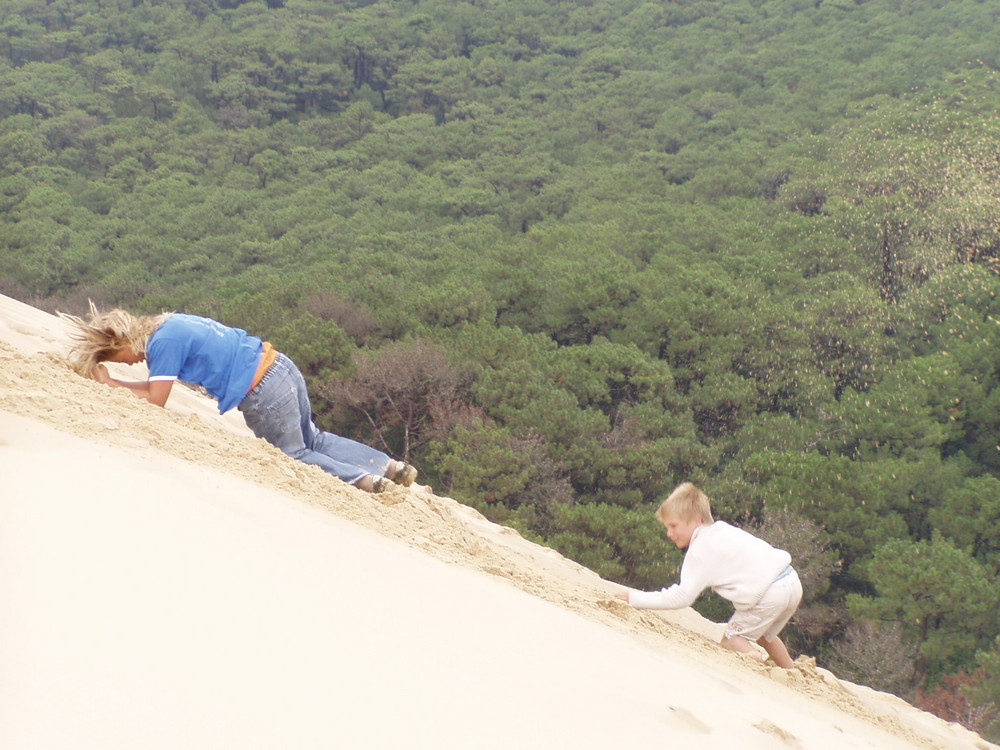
left=146, top=314, right=263, bottom=413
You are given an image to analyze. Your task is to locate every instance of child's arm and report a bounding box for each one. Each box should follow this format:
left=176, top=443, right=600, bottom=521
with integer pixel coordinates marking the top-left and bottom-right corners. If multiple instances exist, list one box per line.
left=626, top=583, right=700, bottom=609
left=616, top=587, right=687, bottom=607
left=613, top=561, right=709, bottom=610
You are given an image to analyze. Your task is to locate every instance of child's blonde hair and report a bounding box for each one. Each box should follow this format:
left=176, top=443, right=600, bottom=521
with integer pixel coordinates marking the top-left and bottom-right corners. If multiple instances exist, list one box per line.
left=59, top=301, right=166, bottom=377
left=656, top=482, right=714, bottom=525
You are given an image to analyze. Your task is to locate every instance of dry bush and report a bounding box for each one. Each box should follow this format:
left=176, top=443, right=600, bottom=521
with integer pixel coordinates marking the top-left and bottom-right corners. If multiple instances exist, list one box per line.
left=321, top=338, right=475, bottom=459
left=300, top=291, right=379, bottom=346
left=917, top=670, right=997, bottom=736
left=827, top=620, right=920, bottom=700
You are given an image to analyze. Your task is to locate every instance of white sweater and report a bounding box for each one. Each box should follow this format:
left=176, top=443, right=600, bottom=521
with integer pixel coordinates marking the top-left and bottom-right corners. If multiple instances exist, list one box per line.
left=628, top=521, right=791, bottom=612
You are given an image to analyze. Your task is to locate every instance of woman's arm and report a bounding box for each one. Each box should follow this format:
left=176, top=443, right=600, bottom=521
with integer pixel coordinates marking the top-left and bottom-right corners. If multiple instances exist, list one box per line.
left=92, top=365, right=174, bottom=407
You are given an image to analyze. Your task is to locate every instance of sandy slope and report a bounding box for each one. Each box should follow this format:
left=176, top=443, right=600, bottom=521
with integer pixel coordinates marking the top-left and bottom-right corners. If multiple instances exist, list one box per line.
left=0, top=294, right=993, bottom=750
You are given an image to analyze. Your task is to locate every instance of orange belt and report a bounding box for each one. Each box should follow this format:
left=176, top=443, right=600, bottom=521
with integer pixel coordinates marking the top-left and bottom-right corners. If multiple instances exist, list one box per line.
left=248, top=342, right=277, bottom=393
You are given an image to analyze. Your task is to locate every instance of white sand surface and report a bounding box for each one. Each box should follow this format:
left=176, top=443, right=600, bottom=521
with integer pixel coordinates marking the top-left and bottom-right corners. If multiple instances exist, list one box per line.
left=0, top=294, right=994, bottom=750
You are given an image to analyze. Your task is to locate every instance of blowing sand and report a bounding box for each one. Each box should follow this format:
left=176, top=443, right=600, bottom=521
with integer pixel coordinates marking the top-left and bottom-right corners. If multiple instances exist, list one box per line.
left=0, top=293, right=994, bottom=750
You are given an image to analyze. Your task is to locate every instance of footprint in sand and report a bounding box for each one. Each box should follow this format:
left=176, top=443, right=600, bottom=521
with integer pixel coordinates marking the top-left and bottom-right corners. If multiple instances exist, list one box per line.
left=711, top=675, right=744, bottom=695
left=753, top=719, right=804, bottom=748
left=662, top=705, right=712, bottom=734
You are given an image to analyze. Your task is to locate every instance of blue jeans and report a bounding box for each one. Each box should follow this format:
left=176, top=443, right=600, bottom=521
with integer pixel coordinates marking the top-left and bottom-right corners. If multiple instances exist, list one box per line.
left=238, top=353, right=391, bottom=485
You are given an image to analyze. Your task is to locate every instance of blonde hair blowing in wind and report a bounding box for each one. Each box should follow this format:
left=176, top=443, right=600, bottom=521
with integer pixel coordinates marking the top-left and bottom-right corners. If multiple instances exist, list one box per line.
left=60, top=301, right=166, bottom=378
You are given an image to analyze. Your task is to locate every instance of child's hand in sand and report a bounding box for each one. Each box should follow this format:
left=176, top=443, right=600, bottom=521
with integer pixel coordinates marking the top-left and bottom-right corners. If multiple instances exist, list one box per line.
left=613, top=591, right=630, bottom=602
left=92, top=364, right=112, bottom=384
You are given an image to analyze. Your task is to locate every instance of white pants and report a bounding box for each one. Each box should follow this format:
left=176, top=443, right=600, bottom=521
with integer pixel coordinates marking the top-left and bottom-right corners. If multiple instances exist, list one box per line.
left=725, top=569, right=802, bottom=643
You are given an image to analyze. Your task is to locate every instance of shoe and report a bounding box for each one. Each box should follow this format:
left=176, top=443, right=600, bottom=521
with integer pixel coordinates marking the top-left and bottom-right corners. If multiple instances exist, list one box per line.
left=392, top=461, right=417, bottom=487
left=371, top=475, right=391, bottom=493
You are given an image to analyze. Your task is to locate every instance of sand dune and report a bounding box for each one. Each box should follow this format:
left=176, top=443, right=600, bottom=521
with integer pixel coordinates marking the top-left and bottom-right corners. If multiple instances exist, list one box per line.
left=0, top=294, right=993, bottom=750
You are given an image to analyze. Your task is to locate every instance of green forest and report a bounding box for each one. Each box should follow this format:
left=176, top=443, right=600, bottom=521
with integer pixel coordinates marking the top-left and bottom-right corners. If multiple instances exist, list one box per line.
left=3, top=0, right=1000, bottom=731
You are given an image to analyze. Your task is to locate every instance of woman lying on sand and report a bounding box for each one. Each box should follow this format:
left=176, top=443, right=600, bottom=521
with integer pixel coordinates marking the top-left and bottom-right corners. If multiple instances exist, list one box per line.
left=61, top=303, right=417, bottom=493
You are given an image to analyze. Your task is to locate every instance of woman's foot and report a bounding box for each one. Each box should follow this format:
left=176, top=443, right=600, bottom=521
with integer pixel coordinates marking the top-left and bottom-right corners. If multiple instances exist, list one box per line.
left=355, top=474, right=388, bottom=493
left=390, top=460, right=418, bottom=487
